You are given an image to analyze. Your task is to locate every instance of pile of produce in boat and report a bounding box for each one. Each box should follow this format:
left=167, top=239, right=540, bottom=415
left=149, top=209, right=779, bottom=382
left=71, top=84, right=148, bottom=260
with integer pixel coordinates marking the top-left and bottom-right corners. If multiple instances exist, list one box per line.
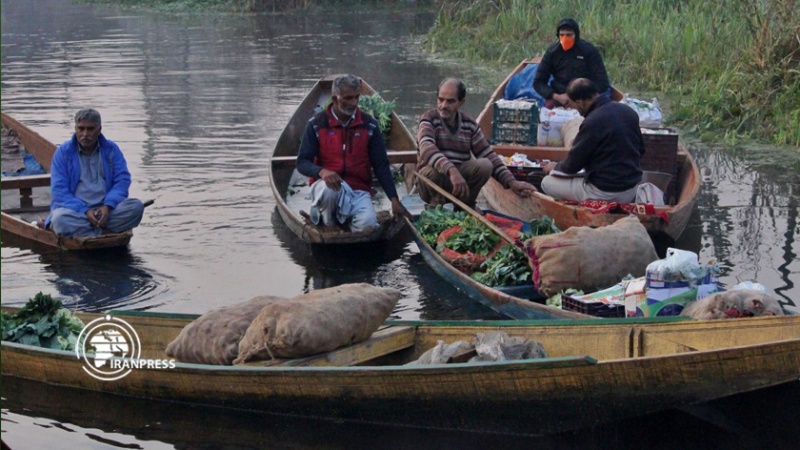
left=415, top=207, right=560, bottom=287
left=1, top=292, right=85, bottom=351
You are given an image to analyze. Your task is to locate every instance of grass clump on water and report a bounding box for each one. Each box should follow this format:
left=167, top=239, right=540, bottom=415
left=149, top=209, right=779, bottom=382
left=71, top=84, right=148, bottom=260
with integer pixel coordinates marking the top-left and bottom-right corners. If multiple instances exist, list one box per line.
left=424, top=0, right=800, bottom=147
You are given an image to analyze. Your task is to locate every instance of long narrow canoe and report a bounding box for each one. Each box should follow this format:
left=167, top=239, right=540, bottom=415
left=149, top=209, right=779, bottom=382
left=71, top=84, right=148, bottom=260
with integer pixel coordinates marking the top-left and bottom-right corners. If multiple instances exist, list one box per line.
left=476, top=59, right=701, bottom=241
left=404, top=216, right=592, bottom=320
left=2, top=307, right=798, bottom=435
left=269, top=75, right=418, bottom=244
left=0, top=113, right=134, bottom=250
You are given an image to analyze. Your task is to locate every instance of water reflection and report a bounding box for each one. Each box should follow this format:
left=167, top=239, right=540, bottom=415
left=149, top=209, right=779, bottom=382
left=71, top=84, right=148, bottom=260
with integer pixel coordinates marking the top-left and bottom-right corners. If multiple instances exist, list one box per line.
left=0, top=234, right=171, bottom=311
left=3, top=375, right=799, bottom=450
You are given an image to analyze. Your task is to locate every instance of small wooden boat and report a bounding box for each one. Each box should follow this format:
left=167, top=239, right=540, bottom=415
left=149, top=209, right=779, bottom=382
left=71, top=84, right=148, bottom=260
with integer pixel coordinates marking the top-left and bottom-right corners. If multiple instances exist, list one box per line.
left=404, top=216, right=591, bottom=320
left=1, top=112, right=134, bottom=250
left=269, top=75, right=418, bottom=244
left=2, top=307, right=798, bottom=435
left=476, top=59, right=701, bottom=241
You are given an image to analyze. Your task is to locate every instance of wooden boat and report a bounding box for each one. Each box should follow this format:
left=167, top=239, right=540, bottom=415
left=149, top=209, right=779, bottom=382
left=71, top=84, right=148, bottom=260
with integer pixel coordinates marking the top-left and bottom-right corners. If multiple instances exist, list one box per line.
left=476, top=59, right=701, bottom=241
left=404, top=216, right=592, bottom=320
left=269, top=75, right=418, bottom=244
left=2, top=306, right=798, bottom=435
left=1, top=112, right=134, bottom=250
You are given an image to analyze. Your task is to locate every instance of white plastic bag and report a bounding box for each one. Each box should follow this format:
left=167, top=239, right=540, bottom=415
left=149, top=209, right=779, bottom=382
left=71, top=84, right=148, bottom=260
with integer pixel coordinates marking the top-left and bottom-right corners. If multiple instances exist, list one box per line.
left=624, top=94, right=663, bottom=128
left=635, top=183, right=665, bottom=206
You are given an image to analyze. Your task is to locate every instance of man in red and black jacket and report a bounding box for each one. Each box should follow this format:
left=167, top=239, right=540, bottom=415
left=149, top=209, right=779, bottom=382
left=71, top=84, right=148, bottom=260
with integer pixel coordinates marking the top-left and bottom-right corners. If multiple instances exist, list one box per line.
left=296, top=74, right=411, bottom=232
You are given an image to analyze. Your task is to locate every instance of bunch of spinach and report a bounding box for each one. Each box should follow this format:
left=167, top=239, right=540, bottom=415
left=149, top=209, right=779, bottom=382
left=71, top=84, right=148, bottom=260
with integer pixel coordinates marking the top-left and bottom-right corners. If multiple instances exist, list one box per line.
left=471, top=216, right=561, bottom=287
left=1, top=292, right=85, bottom=351
left=471, top=244, right=531, bottom=287
left=415, top=206, right=466, bottom=247
left=438, top=217, right=500, bottom=255
left=358, top=94, right=395, bottom=138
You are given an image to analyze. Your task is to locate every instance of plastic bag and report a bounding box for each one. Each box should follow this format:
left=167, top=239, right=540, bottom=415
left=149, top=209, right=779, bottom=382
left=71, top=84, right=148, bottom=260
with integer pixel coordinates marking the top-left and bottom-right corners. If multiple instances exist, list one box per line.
left=623, top=94, right=663, bottom=128
left=645, top=248, right=705, bottom=282
left=635, top=183, right=665, bottom=206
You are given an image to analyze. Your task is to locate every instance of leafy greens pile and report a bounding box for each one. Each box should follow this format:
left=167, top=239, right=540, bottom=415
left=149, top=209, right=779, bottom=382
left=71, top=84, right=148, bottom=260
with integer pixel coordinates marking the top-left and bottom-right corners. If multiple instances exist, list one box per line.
left=358, top=94, right=396, bottom=139
left=1, top=292, right=85, bottom=351
left=415, top=208, right=563, bottom=287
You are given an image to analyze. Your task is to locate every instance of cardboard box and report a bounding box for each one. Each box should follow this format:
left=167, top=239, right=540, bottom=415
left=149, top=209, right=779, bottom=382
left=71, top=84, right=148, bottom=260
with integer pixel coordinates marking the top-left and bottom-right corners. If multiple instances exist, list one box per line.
left=630, top=272, right=718, bottom=317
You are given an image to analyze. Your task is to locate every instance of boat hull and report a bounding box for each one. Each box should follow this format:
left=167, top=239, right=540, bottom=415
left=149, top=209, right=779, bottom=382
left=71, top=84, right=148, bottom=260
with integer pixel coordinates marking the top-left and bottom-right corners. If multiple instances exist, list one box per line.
left=2, top=310, right=798, bottom=435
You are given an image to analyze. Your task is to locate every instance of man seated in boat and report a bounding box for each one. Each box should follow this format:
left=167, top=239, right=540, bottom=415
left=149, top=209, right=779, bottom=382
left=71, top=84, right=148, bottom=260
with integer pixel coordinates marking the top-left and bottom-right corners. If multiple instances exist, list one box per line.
left=533, top=18, right=611, bottom=109
left=296, top=74, right=411, bottom=232
left=541, top=78, right=644, bottom=203
left=45, top=109, right=144, bottom=237
left=416, top=78, right=538, bottom=210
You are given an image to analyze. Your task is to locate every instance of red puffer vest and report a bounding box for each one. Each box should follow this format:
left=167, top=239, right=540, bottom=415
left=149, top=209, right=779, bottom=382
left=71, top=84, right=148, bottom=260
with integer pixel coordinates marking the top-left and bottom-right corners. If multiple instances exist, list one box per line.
left=311, top=105, right=375, bottom=193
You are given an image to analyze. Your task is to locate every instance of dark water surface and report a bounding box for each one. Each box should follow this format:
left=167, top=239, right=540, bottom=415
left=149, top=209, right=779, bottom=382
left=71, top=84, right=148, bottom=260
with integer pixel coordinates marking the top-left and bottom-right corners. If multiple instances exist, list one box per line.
left=2, top=0, right=799, bottom=448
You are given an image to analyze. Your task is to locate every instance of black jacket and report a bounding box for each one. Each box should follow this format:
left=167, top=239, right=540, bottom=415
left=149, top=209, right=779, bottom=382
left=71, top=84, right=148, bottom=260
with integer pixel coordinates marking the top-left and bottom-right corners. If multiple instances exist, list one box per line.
left=533, top=29, right=611, bottom=100
left=555, top=96, right=645, bottom=192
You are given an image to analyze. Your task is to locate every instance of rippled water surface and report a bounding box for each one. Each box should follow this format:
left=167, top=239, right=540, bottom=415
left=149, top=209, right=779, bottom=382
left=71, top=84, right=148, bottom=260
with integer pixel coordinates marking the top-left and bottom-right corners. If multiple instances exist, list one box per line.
left=2, top=0, right=799, bottom=448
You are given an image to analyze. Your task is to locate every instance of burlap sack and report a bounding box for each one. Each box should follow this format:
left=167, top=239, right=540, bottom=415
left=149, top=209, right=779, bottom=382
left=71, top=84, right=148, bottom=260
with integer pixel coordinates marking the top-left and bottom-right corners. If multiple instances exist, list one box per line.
left=234, top=283, right=402, bottom=363
left=680, top=289, right=784, bottom=319
left=165, top=295, right=285, bottom=365
left=524, top=216, right=657, bottom=297
left=561, top=116, right=584, bottom=148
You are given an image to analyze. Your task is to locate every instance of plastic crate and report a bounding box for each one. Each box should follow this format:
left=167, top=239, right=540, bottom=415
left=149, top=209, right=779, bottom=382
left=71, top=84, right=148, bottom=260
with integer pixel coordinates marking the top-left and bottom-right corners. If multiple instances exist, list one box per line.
left=562, top=294, right=626, bottom=318
left=492, top=122, right=537, bottom=146
left=493, top=101, right=537, bottom=124
left=492, top=101, right=539, bottom=146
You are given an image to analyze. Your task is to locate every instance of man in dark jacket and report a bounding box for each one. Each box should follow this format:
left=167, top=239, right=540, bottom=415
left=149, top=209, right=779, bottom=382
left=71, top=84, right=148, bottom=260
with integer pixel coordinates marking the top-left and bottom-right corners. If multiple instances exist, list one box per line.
left=541, top=78, right=644, bottom=203
left=534, top=18, right=611, bottom=108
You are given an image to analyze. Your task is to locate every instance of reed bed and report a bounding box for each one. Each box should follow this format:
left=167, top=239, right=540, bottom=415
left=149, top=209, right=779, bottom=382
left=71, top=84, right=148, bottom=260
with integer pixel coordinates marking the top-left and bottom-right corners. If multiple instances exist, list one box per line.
left=425, top=0, right=799, bottom=147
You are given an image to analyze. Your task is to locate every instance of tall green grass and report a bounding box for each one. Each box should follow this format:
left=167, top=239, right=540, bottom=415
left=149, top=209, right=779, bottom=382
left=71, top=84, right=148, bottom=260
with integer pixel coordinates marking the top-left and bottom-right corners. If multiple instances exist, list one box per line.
left=425, top=0, right=800, bottom=147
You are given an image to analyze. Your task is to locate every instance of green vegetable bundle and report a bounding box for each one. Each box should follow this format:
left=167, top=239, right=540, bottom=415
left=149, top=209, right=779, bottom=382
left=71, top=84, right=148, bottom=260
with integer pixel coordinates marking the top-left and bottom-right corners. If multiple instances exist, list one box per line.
left=358, top=94, right=396, bottom=139
left=1, top=292, right=85, bottom=351
left=415, top=206, right=467, bottom=247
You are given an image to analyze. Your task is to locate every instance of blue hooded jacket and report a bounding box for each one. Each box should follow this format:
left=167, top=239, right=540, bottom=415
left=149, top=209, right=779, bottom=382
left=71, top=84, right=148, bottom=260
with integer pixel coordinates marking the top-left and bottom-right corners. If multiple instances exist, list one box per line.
left=46, top=133, right=132, bottom=227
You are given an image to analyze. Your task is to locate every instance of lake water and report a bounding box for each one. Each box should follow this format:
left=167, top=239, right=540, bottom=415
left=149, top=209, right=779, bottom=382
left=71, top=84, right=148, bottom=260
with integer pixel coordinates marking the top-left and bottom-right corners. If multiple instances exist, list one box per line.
left=1, top=1, right=798, bottom=448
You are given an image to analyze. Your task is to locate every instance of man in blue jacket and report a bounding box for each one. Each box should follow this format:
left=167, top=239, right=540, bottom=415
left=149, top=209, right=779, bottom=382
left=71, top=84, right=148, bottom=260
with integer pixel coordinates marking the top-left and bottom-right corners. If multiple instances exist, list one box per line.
left=534, top=18, right=611, bottom=109
left=46, top=109, right=144, bottom=237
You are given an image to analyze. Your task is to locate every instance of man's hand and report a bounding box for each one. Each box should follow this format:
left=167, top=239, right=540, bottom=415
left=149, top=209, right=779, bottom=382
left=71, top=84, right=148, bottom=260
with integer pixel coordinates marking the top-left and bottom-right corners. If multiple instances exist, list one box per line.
left=448, top=167, right=469, bottom=201
left=508, top=180, right=538, bottom=198
left=542, top=161, right=558, bottom=175
left=553, top=93, right=571, bottom=108
left=318, top=168, right=343, bottom=191
left=87, top=205, right=110, bottom=228
left=390, top=197, right=413, bottom=221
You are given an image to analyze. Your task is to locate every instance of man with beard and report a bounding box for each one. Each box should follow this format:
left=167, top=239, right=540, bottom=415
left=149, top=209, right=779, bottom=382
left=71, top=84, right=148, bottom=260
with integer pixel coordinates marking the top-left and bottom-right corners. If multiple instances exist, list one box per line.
left=416, top=78, right=537, bottom=209
left=296, top=74, right=411, bottom=232
left=46, top=109, right=144, bottom=237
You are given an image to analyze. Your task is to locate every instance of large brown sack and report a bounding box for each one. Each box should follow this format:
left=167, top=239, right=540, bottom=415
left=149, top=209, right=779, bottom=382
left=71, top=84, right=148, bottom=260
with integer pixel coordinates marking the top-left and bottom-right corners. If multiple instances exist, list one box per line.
left=234, top=283, right=401, bottom=364
left=165, top=295, right=285, bottom=365
left=524, top=216, right=657, bottom=297
left=680, top=289, right=784, bottom=320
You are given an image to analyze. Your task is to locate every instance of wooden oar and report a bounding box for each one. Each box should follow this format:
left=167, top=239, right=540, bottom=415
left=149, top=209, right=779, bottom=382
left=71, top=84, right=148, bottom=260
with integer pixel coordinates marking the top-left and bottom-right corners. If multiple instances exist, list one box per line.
left=414, top=171, right=517, bottom=246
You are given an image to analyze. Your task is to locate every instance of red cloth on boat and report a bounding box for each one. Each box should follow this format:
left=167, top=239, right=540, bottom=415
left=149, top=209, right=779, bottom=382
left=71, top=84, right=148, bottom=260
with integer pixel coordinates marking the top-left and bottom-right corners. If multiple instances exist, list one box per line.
left=563, top=200, right=669, bottom=223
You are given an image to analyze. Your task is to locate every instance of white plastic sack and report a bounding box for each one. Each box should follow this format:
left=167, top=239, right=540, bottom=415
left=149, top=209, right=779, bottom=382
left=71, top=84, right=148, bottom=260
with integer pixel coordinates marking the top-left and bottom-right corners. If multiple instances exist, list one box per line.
left=624, top=95, right=663, bottom=128
left=538, top=107, right=581, bottom=147
left=635, top=183, right=665, bottom=206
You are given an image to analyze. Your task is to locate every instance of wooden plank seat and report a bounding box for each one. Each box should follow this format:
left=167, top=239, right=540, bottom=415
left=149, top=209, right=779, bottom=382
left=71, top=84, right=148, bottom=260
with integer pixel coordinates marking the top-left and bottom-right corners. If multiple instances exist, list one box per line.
left=271, top=150, right=419, bottom=168
left=0, top=173, right=51, bottom=190
left=239, top=325, right=417, bottom=367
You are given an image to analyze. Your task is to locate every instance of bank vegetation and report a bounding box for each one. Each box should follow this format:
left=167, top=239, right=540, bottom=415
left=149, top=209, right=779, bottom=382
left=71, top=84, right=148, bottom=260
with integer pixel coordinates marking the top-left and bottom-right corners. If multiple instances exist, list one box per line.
left=84, top=0, right=798, bottom=146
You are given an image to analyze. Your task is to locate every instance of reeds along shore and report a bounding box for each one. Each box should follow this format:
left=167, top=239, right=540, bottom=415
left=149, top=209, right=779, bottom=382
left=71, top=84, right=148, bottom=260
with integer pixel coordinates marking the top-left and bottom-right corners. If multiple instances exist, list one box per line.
left=424, top=0, right=800, bottom=147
